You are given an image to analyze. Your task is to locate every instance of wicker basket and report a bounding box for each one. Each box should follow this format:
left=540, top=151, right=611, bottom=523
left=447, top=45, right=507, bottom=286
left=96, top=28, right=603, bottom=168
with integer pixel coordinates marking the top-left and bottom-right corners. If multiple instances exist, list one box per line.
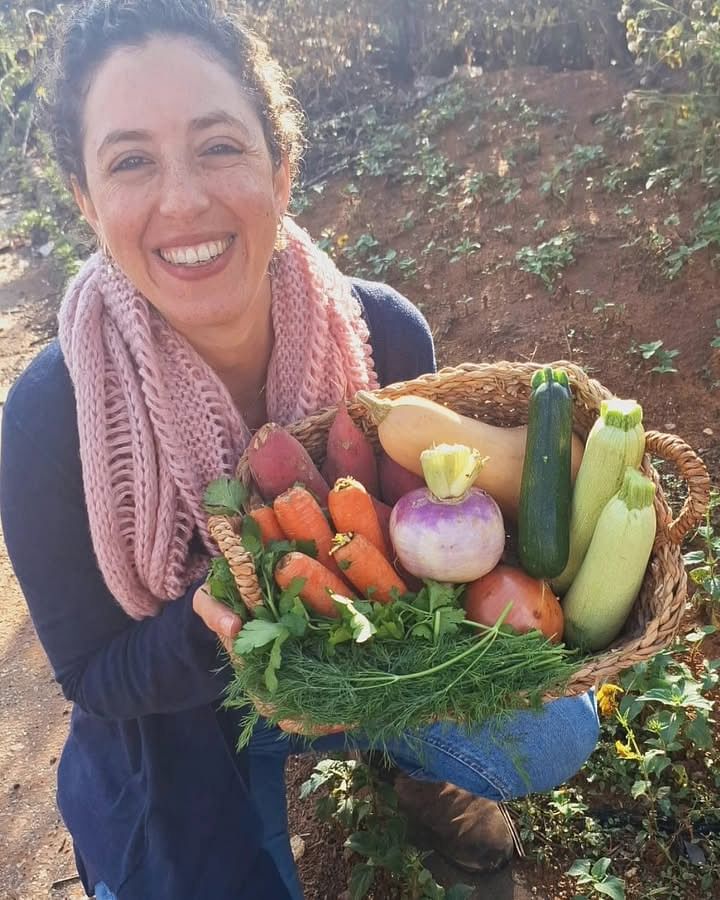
left=208, top=361, right=710, bottom=730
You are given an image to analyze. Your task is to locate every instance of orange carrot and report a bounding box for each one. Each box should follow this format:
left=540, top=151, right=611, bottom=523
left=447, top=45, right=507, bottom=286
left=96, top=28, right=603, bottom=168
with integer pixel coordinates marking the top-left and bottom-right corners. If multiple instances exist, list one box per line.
left=275, top=552, right=353, bottom=618
left=328, top=477, right=390, bottom=557
left=273, top=485, right=344, bottom=578
left=247, top=507, right=286, bottom=544
left=331, top=532, right=408, bottom=604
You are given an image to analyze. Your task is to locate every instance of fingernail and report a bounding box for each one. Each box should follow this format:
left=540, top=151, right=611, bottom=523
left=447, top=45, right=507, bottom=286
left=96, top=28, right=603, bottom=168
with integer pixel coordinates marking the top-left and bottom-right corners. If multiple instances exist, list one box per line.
left=220, top=614, right=237, bottom=637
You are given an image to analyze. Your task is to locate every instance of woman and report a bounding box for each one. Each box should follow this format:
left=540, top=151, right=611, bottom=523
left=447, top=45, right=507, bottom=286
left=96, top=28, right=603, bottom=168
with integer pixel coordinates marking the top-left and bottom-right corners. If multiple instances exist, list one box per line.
left=0, top=2, right=600, bottom=898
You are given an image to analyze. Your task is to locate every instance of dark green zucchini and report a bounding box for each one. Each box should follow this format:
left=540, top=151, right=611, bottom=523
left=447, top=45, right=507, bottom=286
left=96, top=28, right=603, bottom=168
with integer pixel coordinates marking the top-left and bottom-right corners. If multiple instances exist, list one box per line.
left=517, top=367, right=573, bottom=579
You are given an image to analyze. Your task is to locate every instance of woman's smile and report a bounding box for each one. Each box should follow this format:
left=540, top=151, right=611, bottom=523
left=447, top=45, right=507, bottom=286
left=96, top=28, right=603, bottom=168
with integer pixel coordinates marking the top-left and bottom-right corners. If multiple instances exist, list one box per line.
left=154, top=234, right=236, bottom=280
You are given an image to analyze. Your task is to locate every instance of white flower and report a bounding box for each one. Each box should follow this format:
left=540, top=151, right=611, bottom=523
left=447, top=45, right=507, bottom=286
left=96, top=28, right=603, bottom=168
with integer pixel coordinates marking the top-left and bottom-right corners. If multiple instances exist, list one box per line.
left=692, top=0, right=703, bottom=11
left=628, top=40, right=639, bottom=54
left=698, top=29, right=710, bottom=41
left=617, top=9, right=627, bottom=23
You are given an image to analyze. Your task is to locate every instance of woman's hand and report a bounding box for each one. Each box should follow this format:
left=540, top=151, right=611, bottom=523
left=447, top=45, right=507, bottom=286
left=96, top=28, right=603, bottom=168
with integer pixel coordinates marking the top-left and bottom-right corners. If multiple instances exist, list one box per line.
left=193, top=584, right=243, bottom=656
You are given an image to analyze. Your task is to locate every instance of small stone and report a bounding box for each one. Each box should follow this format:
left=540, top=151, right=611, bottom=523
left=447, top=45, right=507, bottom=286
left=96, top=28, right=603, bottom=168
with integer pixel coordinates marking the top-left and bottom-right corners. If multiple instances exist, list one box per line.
left=664, top=423, right=677, bottom=431
left=525, top=293, right=533, bottom=301
left=290, top=835, right=305, bottom=861
left=37, top=240, right=55, bottom=258
left=703, top=427, right=714, bottom=436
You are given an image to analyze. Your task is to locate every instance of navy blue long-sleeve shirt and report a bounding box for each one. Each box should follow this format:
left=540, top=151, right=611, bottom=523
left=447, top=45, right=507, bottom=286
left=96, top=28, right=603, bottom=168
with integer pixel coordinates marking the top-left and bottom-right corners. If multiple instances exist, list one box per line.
left=0, top=279, right=435, bottom=900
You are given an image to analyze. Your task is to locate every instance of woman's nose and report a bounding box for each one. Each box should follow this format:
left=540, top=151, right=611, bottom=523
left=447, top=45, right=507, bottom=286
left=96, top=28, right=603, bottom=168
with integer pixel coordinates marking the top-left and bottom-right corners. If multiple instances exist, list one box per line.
left=157, top=162, right=211, bottom=219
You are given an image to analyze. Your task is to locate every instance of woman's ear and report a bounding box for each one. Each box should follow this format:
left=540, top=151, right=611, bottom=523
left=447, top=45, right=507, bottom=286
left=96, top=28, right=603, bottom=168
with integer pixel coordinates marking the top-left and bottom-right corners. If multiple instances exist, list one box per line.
left=70, top=174, right=100, bottom=235
left=273, top=155, right=291, bottom=218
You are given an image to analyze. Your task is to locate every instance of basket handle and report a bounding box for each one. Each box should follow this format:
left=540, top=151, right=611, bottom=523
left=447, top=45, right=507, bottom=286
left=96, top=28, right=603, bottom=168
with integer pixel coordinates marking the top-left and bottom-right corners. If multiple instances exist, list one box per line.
left=644, top=430, right=711, bottom=546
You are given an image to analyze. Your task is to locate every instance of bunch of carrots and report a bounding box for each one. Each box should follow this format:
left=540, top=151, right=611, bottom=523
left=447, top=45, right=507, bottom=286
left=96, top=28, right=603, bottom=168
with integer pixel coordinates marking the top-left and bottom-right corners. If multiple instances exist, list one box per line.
left=251, top=478, right=407, bottom=618
left=237, top=403, right=423, bottom=619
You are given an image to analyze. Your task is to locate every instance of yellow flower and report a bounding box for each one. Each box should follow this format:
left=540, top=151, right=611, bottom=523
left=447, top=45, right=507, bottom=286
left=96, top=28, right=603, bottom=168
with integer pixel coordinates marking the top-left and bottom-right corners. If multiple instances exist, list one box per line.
left=597, top=683, right=623, bottom=717
left=615, top=740, right=642, bottom=761
left=336, top=233, right=350, bottom=250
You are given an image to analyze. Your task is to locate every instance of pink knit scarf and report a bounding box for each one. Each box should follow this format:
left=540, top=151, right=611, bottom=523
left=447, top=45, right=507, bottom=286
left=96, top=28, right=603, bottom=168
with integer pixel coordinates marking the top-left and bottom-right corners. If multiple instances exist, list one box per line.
left=58, top=218, right=378, bottom=619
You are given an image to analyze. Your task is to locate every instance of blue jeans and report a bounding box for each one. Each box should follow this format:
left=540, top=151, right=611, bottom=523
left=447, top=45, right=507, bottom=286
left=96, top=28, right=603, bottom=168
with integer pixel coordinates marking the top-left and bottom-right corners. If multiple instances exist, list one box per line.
left=248, top=690, right=600, bottom=899
left=93, top=885, right=115, bottom=900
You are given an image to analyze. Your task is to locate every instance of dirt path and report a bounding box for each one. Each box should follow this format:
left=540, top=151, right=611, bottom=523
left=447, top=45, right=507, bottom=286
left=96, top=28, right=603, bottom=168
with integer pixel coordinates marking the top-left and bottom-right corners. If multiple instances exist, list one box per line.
left=0, top=247, right=86, bottom=899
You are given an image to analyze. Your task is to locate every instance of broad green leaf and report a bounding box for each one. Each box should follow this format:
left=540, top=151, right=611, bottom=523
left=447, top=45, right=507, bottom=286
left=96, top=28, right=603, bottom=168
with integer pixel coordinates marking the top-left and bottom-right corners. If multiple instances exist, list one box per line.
left=240, top=515, right=263, bottom=556
left=264, top=631, right=289, bottom=693
left=595, top=876, right=625, bottom=900
left=631, top=780, right=649, bottom=799
left=233, top=619, right=286, bottom=654
left=203, top=477, right=247, bottom=515
left=346, top=830, right=381, bottom=858
left=590, top=858, right=612, bottom=879
left=566, top=859, right=591, bottom=877
left=348, top=862, right=375, bottom=900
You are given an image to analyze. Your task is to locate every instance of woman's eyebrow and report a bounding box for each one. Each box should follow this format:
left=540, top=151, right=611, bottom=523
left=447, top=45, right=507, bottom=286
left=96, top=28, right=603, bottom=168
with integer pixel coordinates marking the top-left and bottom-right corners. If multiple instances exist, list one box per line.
left=189, top=109, right=252, bottom=139
left=97, top=129, right=152, bottom=160
left=96, top=111, right=252, bottom=160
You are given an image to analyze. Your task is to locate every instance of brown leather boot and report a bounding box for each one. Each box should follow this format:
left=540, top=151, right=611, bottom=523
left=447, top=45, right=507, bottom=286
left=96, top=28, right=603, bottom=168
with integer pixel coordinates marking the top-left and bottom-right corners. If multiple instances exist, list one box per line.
left=393, top=774, right=515, bottom=874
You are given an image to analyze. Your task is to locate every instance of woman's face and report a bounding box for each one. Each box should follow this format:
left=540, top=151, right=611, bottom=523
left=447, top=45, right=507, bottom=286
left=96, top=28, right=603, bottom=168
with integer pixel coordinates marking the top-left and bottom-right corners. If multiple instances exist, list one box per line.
left=75, top=36, right=290, bottom=337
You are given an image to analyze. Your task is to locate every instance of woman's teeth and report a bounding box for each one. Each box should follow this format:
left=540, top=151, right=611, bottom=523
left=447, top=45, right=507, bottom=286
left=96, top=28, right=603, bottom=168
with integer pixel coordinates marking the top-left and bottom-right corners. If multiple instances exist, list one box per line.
left=159, top=237, right=233, bottom=267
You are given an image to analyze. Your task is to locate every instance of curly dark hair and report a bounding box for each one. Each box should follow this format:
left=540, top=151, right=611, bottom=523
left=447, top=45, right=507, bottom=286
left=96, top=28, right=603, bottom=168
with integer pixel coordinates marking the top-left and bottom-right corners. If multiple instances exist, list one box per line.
left=41, top=0, right=304, bottom=190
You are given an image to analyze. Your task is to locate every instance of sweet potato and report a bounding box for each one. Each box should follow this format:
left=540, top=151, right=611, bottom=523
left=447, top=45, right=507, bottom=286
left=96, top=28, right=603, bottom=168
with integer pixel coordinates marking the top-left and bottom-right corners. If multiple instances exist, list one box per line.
left=248, top=423, right=329, bottom=503
left=322, top=404, right=379, bottom=495
left=370, top=496, right=393, bottom=552
left=378, top=450, right=425, bottom=506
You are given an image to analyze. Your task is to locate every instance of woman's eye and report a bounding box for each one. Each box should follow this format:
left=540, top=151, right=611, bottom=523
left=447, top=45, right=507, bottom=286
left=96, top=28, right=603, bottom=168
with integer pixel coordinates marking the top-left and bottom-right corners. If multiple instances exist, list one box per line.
left=204, top=143, right=242, bottom=156
left=112, top=156, right=148, bottom=173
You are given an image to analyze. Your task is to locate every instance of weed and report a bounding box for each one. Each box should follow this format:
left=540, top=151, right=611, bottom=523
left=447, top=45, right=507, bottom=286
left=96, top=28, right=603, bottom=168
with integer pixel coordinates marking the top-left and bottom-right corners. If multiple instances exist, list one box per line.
left=540, top=145, right=604, bottom=203
left=449, top=237, right=482, bottom=264
left=301, top=758, right=473, bottom=899
left=515, top=231, right=579, bottom=289
left=684, top=489, right=720, bottom=626
left=566, top=857, right=625, bottom=900
left=631, top=340, right=680, bottom=374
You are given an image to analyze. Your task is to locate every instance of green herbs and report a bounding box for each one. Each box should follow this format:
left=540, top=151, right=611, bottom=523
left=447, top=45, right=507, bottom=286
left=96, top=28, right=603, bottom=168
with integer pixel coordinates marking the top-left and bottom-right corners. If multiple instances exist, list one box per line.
left=227, top=617, right=580, bottom=750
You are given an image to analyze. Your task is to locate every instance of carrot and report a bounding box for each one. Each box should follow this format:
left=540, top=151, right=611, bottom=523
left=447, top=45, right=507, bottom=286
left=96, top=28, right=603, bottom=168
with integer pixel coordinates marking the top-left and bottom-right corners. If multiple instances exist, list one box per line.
left=273, top=485, right=344, bottom=578
left=331, top=532, right=408, bottom=604
left=328, top=478, right=390, bottom=557
left=247, top=506, right=286, bottom=544
left=275, top=552, right=352, bottom=618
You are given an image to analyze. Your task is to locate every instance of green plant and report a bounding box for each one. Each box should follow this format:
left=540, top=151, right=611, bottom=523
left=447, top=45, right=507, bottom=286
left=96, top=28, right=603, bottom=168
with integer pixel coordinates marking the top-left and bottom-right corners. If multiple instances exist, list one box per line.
left=449, top=237, right=482, bottom=263
left=566, top=857, right=625, bottom=900
left=515, top=231, right=579, bottom=288
left=631, top=340, right=680, bottom=374
left=301, top=758, right=473, bottom=900
left=684, top=489, right=720, bottom=625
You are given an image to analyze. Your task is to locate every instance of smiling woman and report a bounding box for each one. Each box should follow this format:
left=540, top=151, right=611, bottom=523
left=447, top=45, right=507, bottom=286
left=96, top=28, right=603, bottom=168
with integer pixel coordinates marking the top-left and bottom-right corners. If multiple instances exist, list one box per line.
left=0, top=2, right=600, bottom=900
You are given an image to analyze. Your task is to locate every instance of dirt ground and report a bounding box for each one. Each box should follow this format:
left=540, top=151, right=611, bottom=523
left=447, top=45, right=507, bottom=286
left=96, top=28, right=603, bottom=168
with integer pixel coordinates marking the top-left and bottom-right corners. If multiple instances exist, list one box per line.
left=1, top=67, right=718, bottom=899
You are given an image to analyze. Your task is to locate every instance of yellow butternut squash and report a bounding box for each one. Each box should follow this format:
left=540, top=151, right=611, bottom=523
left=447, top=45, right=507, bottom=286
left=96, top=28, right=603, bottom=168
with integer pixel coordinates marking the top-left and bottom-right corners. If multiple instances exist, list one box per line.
left=356, top=392, right=584, bottom=520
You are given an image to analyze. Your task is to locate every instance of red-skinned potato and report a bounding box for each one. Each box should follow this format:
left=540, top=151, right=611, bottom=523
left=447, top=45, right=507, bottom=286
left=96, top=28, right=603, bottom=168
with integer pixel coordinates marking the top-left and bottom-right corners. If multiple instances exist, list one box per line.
left=248, top=423, right=329, bottom=503
left=322, top=404, right=379, bottom=495
left=464, top=564, right=564, bottom=643
left=378, top=450, right=425, bottom=505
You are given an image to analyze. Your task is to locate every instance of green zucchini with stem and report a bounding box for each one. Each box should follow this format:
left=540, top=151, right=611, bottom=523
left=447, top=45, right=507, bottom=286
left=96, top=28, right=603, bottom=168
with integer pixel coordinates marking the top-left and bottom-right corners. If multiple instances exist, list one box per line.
left=517, top=367, right=573, bottom=579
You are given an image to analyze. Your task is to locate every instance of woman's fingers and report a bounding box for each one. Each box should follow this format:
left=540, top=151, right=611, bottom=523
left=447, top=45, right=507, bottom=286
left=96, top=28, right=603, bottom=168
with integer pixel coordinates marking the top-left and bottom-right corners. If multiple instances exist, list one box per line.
left=193, top=584, right=243, bottom=652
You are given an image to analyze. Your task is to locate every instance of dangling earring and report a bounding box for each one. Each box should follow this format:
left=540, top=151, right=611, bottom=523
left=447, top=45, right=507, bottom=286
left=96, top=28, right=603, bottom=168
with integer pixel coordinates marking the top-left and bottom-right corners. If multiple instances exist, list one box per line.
left=96, top=231, right=111, bottom=259
left=274, top=213, right=288, bottom=251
